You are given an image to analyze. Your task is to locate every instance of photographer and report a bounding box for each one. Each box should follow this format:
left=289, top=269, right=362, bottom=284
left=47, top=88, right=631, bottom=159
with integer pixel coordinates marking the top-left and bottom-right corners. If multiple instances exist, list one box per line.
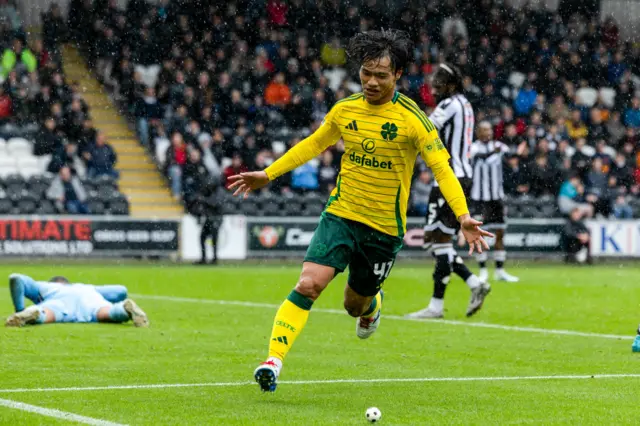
left=187, top=178, right=223, bottom=265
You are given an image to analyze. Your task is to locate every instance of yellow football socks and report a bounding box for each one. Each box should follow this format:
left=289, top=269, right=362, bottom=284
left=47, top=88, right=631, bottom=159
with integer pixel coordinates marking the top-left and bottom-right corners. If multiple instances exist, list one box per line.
left=362, top=291, right=382, bottom=319
left=268, top=290, right=313, bottom=361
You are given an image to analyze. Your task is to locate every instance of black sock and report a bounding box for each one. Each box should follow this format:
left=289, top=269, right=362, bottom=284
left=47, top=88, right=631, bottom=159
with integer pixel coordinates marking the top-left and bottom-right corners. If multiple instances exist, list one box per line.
left=432, top=254, right=451, bottom=299
left=479, top=261, right=486, bottom=268
left=200, top=234, right=207, bottom=262
left=451, top=256, right=472, bottom=281
left=496, top=260, right=504, bottom=269
left=212, top=229, right=219, bottom=262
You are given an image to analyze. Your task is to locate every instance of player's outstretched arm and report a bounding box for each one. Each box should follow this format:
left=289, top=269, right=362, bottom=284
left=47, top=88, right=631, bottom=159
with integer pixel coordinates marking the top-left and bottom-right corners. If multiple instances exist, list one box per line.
left=228, top=134, right=338, bottom=198
left=229, top=107, right=341, bottom=198
left=431, top=161, right=494, bottom=254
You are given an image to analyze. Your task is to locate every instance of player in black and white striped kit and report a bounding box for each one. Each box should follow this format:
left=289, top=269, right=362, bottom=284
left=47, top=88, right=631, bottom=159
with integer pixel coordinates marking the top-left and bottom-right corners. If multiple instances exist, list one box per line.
left=406, top=64, right=491, bottom=319
left=471, top=121, right=519, bottom=282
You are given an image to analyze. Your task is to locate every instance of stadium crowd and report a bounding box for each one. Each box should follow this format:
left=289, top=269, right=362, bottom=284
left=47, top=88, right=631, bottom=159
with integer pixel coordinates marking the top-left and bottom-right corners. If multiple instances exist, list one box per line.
left=69, top=0, right=640, bottom=218
left=0, top=1, right=128, bottom=215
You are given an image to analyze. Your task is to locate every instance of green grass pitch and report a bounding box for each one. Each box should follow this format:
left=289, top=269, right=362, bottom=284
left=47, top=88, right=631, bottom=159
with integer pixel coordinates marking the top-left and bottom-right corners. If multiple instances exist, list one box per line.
left=0, top=262, right=639, bottom=425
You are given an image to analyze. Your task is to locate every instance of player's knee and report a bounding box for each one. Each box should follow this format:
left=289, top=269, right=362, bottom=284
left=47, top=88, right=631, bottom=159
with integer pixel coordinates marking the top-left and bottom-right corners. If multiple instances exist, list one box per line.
left=294, top=276, right=325, bottom=301
left=113, top=285, right=128, bottom=301
left=8, top=273, right=25, bottom=289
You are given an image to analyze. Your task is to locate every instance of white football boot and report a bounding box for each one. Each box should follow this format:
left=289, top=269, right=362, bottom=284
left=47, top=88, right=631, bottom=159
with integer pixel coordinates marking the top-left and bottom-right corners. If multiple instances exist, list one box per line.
left=123, top=299, right=149, bottom=327
left=254, top=358, right=281, bottom=392
left=405, top=307, right=444, bottom=319
left=5, top=306, right=40, bottom=327
left=466, top=281, right=492, bottom=317
left=356, top=310, right=381, bottom=339
left=356, top=291, right=383, bottom=339
left=494, top=269, right=519, bottom=282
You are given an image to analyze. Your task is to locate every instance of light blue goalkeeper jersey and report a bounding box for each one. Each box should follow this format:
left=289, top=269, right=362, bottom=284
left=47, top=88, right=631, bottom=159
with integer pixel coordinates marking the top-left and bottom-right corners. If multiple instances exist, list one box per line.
left=9, top=274, right=128, bottom=323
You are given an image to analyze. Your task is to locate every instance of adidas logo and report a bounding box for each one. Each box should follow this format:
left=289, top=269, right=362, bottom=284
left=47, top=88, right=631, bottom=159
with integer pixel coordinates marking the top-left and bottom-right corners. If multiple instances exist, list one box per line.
left=344, top=120, right=358, bottom=131
left=272, top=336, right=289, bottom=345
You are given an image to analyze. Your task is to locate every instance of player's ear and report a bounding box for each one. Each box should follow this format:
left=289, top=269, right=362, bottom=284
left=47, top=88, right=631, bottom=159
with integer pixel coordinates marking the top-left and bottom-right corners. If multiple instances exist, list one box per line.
left=394, top=69, right=403, bottom=81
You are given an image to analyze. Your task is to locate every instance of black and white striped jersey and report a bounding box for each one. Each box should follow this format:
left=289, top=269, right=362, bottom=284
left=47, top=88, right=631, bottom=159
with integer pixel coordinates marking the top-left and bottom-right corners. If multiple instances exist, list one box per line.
left=429, top=94, right=474, bottom=186
left=470, top=140, right=510, bottom=201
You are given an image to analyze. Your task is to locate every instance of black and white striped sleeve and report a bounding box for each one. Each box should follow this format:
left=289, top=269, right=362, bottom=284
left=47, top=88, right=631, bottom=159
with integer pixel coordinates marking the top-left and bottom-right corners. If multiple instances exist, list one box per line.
left=428, top=99, right=456, bottom=130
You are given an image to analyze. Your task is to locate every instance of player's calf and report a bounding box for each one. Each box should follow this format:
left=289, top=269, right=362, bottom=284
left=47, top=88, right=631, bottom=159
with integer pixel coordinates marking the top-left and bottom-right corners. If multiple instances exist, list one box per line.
left=344, top=299, right=369, bottom=318
left=254, top=264, right=333, bottom=393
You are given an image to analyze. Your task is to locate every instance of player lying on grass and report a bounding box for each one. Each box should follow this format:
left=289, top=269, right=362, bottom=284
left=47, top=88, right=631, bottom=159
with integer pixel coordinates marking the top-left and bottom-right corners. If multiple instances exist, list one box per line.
left=5, top=273, right=149, bottom=327
left=633, top=326, right=640, bottom=352
left=229, top=29, right=493, bottom=393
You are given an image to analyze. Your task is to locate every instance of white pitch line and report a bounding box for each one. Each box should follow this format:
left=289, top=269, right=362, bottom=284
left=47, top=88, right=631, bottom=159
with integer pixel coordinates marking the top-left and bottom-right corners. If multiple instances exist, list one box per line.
left=130, top=294, right=631, bottom=340
left=1, top=374, right=640, bottom=394
left=0, top=397, right=127, bottom=425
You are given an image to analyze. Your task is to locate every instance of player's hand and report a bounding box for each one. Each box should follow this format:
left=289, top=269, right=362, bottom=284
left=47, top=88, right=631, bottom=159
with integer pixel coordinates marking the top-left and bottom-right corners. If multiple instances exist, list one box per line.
left=227, top=171, right=270, bottom=198
left=458, top=214, right=494, bottom=255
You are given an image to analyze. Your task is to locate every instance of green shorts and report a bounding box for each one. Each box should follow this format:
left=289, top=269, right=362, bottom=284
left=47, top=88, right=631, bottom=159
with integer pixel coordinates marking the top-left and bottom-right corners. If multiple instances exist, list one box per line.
left=304, top=212, right=404, bottom=297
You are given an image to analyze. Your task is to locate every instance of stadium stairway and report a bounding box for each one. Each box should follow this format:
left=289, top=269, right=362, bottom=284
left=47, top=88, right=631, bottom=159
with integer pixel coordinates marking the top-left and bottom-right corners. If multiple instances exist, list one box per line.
left=61, top=45, right=183, bottom=218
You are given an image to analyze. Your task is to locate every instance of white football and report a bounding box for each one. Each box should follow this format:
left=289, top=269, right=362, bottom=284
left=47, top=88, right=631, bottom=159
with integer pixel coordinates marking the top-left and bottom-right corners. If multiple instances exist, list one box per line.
left=366, top=407, right=381, bottom=423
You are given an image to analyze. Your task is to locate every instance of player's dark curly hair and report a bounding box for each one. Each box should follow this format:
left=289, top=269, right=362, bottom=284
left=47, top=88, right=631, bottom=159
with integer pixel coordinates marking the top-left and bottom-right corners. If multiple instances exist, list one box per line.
left=433, top=62, right=464, bottom=94
left=50, top=276, right=70, bottom=284
left=347, top=29, right=412, bottom=72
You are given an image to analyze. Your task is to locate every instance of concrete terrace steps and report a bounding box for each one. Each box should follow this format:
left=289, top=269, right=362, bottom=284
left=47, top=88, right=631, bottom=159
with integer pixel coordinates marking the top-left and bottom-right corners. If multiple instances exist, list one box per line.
left=62, top=44, right=183, bottom=219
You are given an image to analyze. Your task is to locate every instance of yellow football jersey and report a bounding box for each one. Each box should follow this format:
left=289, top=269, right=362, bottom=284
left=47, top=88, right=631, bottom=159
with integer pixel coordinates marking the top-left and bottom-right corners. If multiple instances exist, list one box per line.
left=264, top=91, right=452, bottom=237
left=320, top=92, right=449, bottom=237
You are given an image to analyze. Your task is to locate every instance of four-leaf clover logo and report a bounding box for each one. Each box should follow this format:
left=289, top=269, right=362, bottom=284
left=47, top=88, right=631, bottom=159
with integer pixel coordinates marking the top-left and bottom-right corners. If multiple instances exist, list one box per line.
left=380, top=122, right=398, bottom=141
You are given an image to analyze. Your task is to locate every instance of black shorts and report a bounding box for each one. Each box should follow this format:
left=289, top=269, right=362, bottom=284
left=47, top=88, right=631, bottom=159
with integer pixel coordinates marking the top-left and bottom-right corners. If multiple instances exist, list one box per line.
left=473, top=200, right=506, bottom=229
left=424, top=178, right=472, bottom=236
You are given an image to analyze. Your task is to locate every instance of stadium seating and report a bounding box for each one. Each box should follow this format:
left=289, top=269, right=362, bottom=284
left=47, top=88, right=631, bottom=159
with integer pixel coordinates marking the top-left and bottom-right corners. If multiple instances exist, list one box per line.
left=0, top=173, right=130, bottom=216
left=73, top=1, right=638, bottom=221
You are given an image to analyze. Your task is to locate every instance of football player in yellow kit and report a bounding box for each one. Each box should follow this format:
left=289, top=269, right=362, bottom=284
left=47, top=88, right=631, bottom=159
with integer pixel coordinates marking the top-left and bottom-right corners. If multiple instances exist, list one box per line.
left=228, top=29, right=493, bottom=393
